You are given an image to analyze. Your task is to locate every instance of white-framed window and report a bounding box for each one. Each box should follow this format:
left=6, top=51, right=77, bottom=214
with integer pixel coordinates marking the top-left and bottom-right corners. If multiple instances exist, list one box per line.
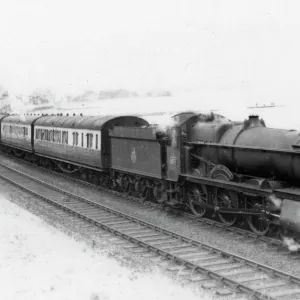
left=62, top=131, right=68, bottom=144
left=72, top=132, right=79, bottom=146
left=86, top=133, right=93, bottom=148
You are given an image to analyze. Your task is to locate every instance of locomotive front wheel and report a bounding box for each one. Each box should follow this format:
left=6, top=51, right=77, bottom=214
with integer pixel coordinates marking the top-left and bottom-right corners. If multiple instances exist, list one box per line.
left=215, top=188, right=237, bottom=226
left=188, top=185, right=208, bottom=217
left=247, top=215, right=270, bottom=236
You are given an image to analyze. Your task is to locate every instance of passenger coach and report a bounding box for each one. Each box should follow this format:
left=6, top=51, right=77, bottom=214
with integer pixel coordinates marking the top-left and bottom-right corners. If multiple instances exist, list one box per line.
left=33, top=115, right=148, bottom=172
left=0, top=115, right=40, bottom=155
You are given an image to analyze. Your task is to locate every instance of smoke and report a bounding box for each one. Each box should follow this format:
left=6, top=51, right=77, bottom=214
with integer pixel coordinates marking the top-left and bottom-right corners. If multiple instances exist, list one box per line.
left=152, top=113, right=179, bottom=133
left=283, top=237, right=300, bottom=252
left=268, top=194, right=282, bottom=209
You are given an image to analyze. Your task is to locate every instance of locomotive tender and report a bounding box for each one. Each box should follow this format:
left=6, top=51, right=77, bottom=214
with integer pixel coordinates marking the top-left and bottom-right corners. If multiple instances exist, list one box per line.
left=0, top=112, right=300, bottom=239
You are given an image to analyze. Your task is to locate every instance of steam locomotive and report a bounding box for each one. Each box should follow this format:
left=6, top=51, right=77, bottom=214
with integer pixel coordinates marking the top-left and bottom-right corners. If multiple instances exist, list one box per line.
left=0, top=111, right=300, bottom=239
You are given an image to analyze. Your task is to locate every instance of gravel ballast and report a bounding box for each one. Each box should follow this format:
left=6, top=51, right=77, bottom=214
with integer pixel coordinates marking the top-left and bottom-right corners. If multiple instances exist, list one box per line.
left=1, top=154, right=300, bottom=277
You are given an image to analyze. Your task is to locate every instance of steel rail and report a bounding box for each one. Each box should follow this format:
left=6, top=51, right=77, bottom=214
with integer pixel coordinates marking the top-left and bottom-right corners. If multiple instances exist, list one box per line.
left=0, top=162, right=300, bottom=299
left=0, top=152, right=286, bottom=249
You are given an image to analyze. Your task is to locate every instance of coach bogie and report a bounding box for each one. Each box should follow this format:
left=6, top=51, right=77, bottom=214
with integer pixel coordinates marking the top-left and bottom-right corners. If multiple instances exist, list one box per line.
left=152, top=181, right=164, bottom=203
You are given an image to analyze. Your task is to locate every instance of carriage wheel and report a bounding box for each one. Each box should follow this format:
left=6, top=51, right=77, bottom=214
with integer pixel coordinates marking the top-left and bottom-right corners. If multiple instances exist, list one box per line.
left=121, top=175, right=131, bottom=193
left=44, top=159, right=52, bottom=170
left=80, top=171, right=88, bottom=181
left=188, top=184, right=208, bottom=217
left=137, top=179, right=149, bottom=201
left=152, top=183, right=164, bottom=203
left=92, top=173, right=100, bottom=185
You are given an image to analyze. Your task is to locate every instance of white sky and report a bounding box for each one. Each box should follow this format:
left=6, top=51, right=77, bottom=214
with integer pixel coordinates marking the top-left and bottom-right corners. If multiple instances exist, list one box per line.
left=1, top=0, right=300, bottom=104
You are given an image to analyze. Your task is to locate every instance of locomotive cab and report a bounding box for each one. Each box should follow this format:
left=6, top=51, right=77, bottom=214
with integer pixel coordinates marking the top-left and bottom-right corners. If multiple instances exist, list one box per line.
left=165, top=111, right=227, bottom=181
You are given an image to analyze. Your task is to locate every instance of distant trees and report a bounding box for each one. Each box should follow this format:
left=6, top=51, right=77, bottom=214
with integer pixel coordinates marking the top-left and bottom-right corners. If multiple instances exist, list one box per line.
left=98, top=89, right=138, bottom=100
left=28, top=90, right=54, bottom=105
left=69, top=89, right=139, bottom=102
left=146, top=90, right=172, bottom=97
left=0, top=86, right=10, bottom=113
left=0, top=104, right=11, bottom=114
left=0, top=91, right=9, bottom=99
left=67, top=89, right=172, bottom=103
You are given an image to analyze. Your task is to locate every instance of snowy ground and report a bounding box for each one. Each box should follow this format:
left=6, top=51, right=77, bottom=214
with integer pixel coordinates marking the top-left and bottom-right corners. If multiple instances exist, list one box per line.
left=0, top=194, right=214, bottom=300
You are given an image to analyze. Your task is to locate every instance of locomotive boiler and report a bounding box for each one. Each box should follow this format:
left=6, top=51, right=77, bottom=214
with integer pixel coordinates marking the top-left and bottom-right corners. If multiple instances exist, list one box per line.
left=186, top=115, right=300, bottom=235
left=189, top=115, right=300, bottom=182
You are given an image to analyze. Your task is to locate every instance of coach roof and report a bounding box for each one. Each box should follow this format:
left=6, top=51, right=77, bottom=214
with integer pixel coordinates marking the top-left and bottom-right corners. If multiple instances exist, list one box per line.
left=1, top=115, right=41, bottom=125
left=34, top=115, right=148, bottom=130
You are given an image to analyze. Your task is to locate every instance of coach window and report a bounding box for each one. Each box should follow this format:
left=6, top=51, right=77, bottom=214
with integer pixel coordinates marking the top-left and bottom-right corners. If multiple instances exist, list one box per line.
left=86, top=133, right=93, bottom=148
left=54, top=130, right=57, bottom=142
left=96, top=134, right=98, bottom=149
left=81, top=133, right=84, bottom=147
left=62, top=131, right=69, bottom=144
left=72, top=132, right=79, bottom=146
left=49, top=130, right=53, bottom=141
left=54, top=130, right=60, bottom=143
left=86, top=133, right=89, bottom=148
left=72, top=132, right=76, bottom=145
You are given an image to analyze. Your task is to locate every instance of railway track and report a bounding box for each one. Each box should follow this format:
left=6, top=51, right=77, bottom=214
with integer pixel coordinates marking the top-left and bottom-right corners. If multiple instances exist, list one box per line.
left=0, top=152, right=287, bottom=252
left=1, top=162, right=300, bottom=299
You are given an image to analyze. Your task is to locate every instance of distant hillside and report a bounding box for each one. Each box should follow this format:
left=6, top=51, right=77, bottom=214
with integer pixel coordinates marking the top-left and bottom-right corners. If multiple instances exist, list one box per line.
left=69, top=89, right=139, bottom=102
left=98, top=89, right=139, bottom=100
left=146, top=90, right=172, bottom=97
